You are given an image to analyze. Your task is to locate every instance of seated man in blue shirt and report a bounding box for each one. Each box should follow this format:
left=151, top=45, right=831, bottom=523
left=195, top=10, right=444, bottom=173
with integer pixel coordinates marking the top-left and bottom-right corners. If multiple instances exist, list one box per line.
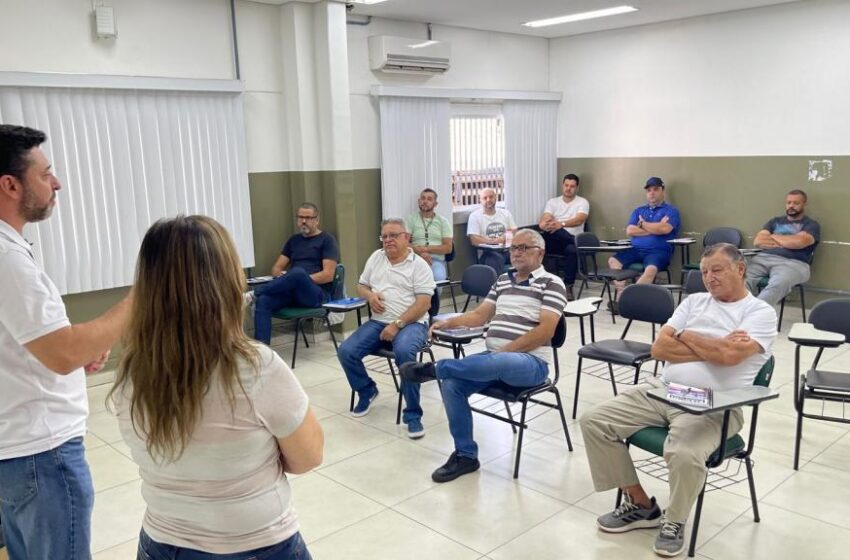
left=252, top=203, right=339, bottom=344
left=608, top=177, right=680, bottom=311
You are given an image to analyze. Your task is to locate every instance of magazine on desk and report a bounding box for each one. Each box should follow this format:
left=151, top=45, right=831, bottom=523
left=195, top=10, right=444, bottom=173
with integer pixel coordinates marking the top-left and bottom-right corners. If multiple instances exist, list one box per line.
left=434, top=326, right=487, bottom=338
left=325, top=297, right=366, bottom=308
left=247, top=275, right=274, bottom=285
left=666, top=382, right=714, bottom=408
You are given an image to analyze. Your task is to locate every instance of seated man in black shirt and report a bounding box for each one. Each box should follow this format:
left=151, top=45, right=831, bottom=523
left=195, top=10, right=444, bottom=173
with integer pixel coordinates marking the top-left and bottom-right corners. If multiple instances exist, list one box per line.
left=253, top=203, right=340, bottom=344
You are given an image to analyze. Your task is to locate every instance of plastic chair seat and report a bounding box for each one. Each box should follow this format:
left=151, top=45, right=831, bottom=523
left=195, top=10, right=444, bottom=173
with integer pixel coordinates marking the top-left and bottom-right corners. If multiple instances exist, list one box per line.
left=272, top=307, right=327, bottom=320
left=628, top=427, right=746, bottom=465
left=589, top=268, right=641, bottom=281
left=577, top=339, right=653, bottom=365
left=479, top=379, right=553, bottom=402
left=806, top=369, right=850, bottom=392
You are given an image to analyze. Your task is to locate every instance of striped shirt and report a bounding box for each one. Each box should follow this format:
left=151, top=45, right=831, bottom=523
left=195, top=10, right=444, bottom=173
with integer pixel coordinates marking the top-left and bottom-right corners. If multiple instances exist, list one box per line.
left=482, top=266, right=567, bottom=362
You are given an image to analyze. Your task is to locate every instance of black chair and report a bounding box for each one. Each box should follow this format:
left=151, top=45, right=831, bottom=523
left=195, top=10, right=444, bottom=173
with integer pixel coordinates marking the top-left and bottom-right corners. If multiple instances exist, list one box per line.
left=575, top=232, right=640, bottom=322
left=680, top=227, right=743, bottom=282
left=470, top=316, right=573, bottom=478
left=757, top=277, right=807, bottom=331
left=677, top=269, right=708, bottom=304
left=790, top=298, right=850, bottom=470
left=573, top=284, right=675, bottom=418
left=619, top=356, right=776, bottom=557
left=460, top=264, right=498, bottom=312
left=271, top=264, right=343, bottom=368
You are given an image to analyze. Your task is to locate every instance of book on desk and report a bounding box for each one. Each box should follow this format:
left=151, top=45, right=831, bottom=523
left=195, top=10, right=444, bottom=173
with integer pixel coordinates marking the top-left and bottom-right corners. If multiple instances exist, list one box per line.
left=666, top=382, right=713, bottom=408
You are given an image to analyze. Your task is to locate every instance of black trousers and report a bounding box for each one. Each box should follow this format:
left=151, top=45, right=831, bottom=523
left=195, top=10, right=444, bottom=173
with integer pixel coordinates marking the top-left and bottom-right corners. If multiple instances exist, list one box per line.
left=541, top=229, right=578, bottom=285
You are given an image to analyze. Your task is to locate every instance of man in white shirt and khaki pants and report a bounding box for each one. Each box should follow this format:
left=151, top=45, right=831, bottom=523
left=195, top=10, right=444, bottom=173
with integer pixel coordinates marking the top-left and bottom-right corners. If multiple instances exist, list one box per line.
left=0, top=125, right=132, bottom=559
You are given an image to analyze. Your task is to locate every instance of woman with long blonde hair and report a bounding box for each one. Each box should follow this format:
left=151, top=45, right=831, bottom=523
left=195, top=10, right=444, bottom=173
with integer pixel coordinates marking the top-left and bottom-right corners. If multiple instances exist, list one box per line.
left=110, top=215, right=322, bottom=559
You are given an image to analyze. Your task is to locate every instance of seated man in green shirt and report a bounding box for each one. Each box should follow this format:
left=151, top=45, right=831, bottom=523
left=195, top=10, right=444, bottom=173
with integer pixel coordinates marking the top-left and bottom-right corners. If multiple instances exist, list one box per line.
left=406, top=188, right=454, bottom=314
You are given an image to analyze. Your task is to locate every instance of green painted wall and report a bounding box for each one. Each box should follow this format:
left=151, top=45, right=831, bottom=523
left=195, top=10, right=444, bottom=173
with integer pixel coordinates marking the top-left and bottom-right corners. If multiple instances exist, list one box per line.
left=558, top=156, right=850, bottom=292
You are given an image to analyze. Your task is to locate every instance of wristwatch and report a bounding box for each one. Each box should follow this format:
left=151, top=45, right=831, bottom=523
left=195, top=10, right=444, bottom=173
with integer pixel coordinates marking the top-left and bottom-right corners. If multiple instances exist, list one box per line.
left=675, top=328, right=685, bottom=340
left=393, top=319, right=406, bottom=329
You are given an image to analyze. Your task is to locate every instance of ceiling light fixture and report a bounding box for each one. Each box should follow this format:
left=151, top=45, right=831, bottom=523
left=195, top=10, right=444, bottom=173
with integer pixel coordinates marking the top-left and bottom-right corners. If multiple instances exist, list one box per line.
left=346, top=0, right=390, bottom=5
left=523, top=5, right=638, bottom=28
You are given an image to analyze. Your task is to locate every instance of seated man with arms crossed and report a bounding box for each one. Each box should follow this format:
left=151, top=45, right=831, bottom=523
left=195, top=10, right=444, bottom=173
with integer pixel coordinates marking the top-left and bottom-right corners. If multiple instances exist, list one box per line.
left=538, top=173, right=589, bottom=298
left=337, top=218, right=435, bottom=438
left=401, top=229, right=567, bottom=482
left=580, top=243, right=776, bottom=557
left=608, top=177, right=680, bottom=313
left=745, top=189, right=819, bottom=308
left=252, top=202, right=339, bottom=345
left=467, top=187, right=517, bottom=273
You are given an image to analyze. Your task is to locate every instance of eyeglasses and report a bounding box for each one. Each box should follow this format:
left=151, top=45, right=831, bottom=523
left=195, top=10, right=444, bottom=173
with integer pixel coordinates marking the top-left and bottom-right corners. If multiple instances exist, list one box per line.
left=296, top=215, right=318, bottom=221
left=509, top=244, right=542, bottom=254
left=379, top=232, right=406, bottom=242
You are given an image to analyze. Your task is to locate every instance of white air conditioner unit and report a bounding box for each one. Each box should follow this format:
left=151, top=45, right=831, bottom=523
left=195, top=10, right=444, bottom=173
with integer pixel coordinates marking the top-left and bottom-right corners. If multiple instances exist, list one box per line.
left=368, top=35, right=451, bottom=75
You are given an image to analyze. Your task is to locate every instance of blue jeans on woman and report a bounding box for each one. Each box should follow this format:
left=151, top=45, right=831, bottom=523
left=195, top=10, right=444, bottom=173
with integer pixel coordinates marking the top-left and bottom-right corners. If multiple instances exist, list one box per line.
left=138, top=529, right=311, bottom=559
left=436, top=351, right=549, bottom=459
left=253, top=268, right=326, bottom=344
left=0, top=436, right=94, bottom=560
left=337, top=320, right=428, bottom=424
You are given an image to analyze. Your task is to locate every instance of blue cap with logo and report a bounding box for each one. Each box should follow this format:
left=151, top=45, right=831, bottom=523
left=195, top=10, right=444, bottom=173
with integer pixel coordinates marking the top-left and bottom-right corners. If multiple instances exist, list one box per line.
left=644, top=176, right=665, bottom=189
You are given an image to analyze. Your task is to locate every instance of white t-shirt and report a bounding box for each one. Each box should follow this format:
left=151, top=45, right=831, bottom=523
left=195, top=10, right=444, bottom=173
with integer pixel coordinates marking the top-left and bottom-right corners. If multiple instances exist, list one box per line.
left=662, top=292, right=777, bottom=390
left=543, top=195, right=590, bottom=237
left=0, top=219, right=87, bottom=460
left=466, top=208, right=517, bottom=242
left=359, top=249, right=436, bottom=324
left=114, top=344, right=308, bottom=554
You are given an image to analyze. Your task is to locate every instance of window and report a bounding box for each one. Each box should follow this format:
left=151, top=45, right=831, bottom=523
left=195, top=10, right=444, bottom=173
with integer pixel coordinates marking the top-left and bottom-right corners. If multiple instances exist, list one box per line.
left=450, top=112, right=505, bottom=210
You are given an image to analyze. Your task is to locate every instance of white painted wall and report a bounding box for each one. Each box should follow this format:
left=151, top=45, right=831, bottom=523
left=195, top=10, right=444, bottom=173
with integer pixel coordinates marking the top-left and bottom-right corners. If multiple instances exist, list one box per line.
left=348, top=18, right=550, bottom=169
left=550, top=0, right=850, bottom=158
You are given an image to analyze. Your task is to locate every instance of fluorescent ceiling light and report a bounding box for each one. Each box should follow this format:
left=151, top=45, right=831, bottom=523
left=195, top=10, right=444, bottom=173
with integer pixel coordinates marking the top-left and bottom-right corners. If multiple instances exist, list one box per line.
left=523, top=5, right=638, bottom=28
left=346, top=0, right=390, bottom=5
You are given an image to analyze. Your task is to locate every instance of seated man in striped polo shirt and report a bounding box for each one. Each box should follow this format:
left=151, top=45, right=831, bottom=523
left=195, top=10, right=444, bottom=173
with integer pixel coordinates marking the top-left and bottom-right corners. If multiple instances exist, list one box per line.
left=401, top=229, right=568, bottom=482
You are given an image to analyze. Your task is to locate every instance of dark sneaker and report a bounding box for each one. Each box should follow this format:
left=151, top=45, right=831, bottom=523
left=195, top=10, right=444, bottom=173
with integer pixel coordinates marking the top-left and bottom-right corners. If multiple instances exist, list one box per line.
left=566, top=284, right=576, bottom=302
left=606, top=300, right=620, bottom=315
left=653, top=520, right=686, bottom=557
left=597, top=495, right=662, bottom=533
left=407, top=419, right=426, bottom=439
left=351, top=386, right=379, bottom=417
left=431, top=452, right=480, bottom=483
left=400, top=362, right=437, bottom=384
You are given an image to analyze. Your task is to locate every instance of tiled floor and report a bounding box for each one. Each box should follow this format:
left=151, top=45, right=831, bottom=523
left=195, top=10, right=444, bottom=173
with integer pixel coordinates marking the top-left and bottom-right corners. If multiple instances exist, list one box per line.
left=75, top=301, right=850, bottom=559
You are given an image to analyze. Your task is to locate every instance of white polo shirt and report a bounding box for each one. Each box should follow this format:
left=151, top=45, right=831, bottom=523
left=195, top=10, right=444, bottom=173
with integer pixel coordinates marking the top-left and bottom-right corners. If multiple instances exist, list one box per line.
left=0, top=219, right=87, bottom=460
left=543, top=195, right=590, bottom=237
left=359, top=248, right=436, bottom=324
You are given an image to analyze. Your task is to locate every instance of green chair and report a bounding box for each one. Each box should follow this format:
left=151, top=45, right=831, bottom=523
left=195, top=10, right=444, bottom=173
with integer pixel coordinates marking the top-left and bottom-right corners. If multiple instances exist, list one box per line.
left=272, top=264, right=343, bottom=368
left=618, top=356, right=775, bottom=557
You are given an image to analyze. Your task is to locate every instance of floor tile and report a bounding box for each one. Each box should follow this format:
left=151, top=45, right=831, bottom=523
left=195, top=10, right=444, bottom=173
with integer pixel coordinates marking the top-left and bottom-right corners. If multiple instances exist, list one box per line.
left=316, top=415, right=396, bottom=467
left=87, top=444, right=140, bottom=492
left=763, top=461, right=850, bottom=529
left=92, top=538, right=138, bottom=559
left=90, top=480, right=146, bottom=553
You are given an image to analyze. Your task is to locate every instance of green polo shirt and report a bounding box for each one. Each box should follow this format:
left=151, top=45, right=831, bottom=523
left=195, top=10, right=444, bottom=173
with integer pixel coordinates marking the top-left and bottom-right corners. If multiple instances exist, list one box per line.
left=405, top=212, right=453, bottom=262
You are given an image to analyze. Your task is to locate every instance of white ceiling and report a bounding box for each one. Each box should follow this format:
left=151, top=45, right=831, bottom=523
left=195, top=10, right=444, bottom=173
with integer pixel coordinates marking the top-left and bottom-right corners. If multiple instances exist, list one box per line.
left=252, top=0, right=801, bottom=38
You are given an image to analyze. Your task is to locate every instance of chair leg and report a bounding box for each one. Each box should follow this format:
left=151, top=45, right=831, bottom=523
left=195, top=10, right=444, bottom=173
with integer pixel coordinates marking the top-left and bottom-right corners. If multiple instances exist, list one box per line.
left=745, top=457, right=760, bottom=522
left=349, top=390, right=355, bottom=412
left=604, top=281, right=617, bottom=324
left=608, top=363, right=619, bottom=395
left=387, top=358, right=400, bottom=392
left=794, top=407, right=804, bottom=470
left=513, top=400, right=529, bottom=478
left=386, top=358, right=402, bottom=425
left=324, top=317, right=339, bottom=351
left=552, top=388, right=573, bottom=451
left=798, top=284, right=807, bottom=322
left=301, top=320, right=310, bottom=348
left=688, top=485, right=707, bottom=557
left=290, top=318, right=302, bottom=369
left=615, top=488, right=623, bottom=507
left=504, top=402, right=518, bottom=434
left=778, top=296, right=786, bottom=331
left=578, top=317, right=586, bottom=346
left=448, top=283, right=458, bottom=313
left=573, top=357, right=583, bottom=419
left=633, top=365, right=642, bottom=385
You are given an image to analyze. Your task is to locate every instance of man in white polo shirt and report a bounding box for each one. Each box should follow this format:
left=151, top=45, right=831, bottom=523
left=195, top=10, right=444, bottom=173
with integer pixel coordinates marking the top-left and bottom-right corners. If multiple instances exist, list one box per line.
left=467, top=187, right=516, bottom=273
left=401, top=228, right=567, bottom=482
left=337, top=218, right=435, bottom=439
left=0, top=125, right=132, bottom=559
left=538, top=173, right=590, bottom=298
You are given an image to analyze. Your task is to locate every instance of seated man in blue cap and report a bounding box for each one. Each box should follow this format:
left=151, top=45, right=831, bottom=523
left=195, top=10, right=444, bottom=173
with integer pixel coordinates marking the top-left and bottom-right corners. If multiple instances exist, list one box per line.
left=608, top=177, right=680, bottom=313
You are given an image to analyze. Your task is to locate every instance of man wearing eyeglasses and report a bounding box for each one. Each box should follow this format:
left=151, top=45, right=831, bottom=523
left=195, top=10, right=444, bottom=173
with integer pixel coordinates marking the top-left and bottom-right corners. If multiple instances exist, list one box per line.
left=252, top=202, right=339, bottom=344
left=400, top=229, right=567, bottom=482
left=337, top=218, right=436, bottom=438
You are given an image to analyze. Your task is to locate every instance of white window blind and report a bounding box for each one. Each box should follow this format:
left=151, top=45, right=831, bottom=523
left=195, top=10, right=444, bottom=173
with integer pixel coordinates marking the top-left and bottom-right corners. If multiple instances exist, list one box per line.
left=0, top=72, right=254, bottom=295
left=450, top=115, right=505, bottom=208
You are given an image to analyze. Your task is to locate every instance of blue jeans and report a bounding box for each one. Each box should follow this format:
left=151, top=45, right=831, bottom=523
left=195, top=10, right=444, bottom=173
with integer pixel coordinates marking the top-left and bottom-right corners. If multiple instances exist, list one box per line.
left=436, top=352, right=549, bottom=459
left=337, top=320, right=428, bottom=423
left=138, top=529, right=311, bottom=559
left=253, top=268, right=326, bottom=344
left=0, top=437, right=94, bottom=559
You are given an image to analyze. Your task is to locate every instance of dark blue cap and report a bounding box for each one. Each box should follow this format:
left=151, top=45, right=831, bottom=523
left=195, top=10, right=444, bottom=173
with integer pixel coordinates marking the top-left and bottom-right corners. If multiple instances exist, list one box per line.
left=644, top=176, right=665, bottom=189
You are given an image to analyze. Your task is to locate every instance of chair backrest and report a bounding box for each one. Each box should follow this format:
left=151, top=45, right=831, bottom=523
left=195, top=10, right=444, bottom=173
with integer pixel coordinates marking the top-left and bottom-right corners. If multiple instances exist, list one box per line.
left=703, top=227, right=743, bottom=248
left=461, top=264, right=498, bottom=298
left=809, top=298, right=850, bottom=341
left=575, top=231, right=600, bottom=249
left=331, top=263, right=345, bottom=300
left=550, top=315, right=568, bottom=383
left=618, top=284, right=676, bottom=325
left=575, top=232, right=600, bottom=275
left=445, top=242, right=456, bottom=263
left=684, top=269, right=708, bottom=295
left=753, top=355, right=775, bottom=388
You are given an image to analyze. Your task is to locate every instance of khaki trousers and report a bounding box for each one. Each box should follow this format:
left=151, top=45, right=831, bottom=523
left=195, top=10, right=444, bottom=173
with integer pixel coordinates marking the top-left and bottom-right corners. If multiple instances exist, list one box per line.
left=579, top=378, right=744, bottom=522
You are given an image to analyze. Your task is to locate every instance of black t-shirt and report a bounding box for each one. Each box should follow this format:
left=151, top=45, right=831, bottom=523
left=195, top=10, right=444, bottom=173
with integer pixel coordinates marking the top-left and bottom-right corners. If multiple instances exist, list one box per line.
left=282, top=231, right=340, bottom=291
left=762, top=215, right=820, bottom=263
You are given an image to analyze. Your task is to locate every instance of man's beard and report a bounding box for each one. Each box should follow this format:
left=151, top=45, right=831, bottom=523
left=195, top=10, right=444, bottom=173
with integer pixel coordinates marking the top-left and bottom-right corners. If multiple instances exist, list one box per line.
left=786, top=208, right=801, bottom=218
left=20, top=183, right=54, bottom=222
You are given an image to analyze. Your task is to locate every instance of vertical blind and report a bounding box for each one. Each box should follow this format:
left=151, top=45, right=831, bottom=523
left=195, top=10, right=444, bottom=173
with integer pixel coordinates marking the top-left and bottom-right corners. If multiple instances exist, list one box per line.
left=0, top=73, right=254, bottom=295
